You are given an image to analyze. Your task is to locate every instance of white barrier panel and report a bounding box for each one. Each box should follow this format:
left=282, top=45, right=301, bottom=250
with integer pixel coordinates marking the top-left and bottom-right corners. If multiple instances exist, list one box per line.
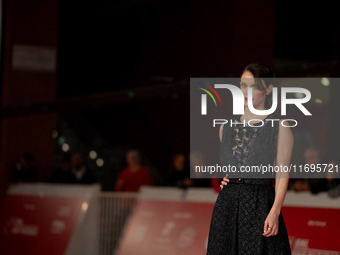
left=138, top=186, right=185, bottom=201
left=3, top=185, right=339, bottom=254
left=184, top=187, right=218, bottom=202
left=284, top=191, right=340, bottom=208
left=114, top=187, right=340, bottom=255
left=2, top=183, right=100, bottom=255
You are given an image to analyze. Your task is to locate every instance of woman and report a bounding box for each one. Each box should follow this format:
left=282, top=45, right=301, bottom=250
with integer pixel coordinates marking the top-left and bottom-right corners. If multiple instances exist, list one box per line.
left=207, top=63, right=293, bottom=254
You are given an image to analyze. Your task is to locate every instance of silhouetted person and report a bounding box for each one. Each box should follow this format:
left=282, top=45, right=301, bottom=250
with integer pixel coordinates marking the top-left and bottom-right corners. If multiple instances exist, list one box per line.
left=11, top=153, right=38, bottom=183
left=115, top=149, right=153, bottom=192
left=312, top=158, right=340, bottom=195
left=326, top=159, right=340, bottom=187
left=189, top=151, right=211, bottom=187
left=164, top=153, right=192, bottom=188
left=327, top=160, right=340, bottom=198
left=291, top=147, right=319, bottom=192
left=50, top=153, right=72, bottom=183
left=59, top=153, right=97, bottom=184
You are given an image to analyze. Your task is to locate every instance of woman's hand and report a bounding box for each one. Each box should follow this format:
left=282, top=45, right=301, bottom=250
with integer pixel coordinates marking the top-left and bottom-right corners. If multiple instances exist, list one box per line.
left=220, top=174, right=230, bottom=190
left=262, top=211, right=279, bottom=237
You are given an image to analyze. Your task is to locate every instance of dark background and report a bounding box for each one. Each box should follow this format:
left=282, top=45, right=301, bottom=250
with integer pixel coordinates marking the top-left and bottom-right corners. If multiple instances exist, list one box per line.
left=1, top=0, right=340, bottom=195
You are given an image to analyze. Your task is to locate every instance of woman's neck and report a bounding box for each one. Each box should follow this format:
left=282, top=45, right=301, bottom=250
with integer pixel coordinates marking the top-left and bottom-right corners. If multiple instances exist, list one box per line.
left=242, top=107, right=268, bottom=121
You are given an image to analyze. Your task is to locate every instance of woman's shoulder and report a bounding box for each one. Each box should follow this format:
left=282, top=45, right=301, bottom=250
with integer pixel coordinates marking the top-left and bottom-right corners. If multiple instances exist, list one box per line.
left=266, top=113, right=279, bottom=121
left=264, top=113, right=281, bottom=127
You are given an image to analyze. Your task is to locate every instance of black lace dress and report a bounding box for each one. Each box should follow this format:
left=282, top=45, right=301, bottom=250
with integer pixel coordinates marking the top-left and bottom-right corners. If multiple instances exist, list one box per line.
left=207, top=114, right=291, bottom=255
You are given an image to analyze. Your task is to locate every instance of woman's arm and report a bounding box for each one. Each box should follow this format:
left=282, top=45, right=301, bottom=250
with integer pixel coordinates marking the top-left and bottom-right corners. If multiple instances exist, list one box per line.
left=270, top=119, right=294, bottom=216
left=219, top=123, right=224, bottom=142
left=263, top=119, right=294, bottom=237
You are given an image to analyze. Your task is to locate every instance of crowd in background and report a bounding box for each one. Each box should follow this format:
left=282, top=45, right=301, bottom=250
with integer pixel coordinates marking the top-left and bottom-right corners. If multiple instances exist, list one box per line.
left=10, top=146, right=340, bottom=198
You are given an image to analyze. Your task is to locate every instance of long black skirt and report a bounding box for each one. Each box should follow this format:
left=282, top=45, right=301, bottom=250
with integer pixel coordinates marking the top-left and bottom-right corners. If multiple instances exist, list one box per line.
left=207, top=182, right=291, bottom=255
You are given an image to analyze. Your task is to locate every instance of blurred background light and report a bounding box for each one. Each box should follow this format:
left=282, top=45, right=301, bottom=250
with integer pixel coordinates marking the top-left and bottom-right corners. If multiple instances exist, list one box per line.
left=62, top=143, right=70, bottom=152
left=96, top=158, right=104, bottom=167
left=89, top=150, right=97, bottom=159
left=321, top=77, right=330, bottom=86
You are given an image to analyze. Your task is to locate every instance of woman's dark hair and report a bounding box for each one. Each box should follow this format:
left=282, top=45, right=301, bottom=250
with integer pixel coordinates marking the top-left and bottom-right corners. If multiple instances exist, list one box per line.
left=242, top=63, right=276, bottom=109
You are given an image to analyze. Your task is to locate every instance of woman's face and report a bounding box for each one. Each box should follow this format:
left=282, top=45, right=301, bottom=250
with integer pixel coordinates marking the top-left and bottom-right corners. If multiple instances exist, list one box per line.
left=240, top=71, right=272, bottom=110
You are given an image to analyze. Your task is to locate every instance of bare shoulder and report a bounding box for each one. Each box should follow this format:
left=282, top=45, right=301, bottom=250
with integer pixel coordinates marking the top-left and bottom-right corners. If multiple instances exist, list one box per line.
left=278, top=119, right=294, bottom=144
left=275, top=119, right=294, bottom=167
left=219, top=123, right=225, bottom=143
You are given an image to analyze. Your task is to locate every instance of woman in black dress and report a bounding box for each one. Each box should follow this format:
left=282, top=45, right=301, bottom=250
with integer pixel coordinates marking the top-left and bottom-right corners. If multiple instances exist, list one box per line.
left=207, top=63, right=293, bottom=254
